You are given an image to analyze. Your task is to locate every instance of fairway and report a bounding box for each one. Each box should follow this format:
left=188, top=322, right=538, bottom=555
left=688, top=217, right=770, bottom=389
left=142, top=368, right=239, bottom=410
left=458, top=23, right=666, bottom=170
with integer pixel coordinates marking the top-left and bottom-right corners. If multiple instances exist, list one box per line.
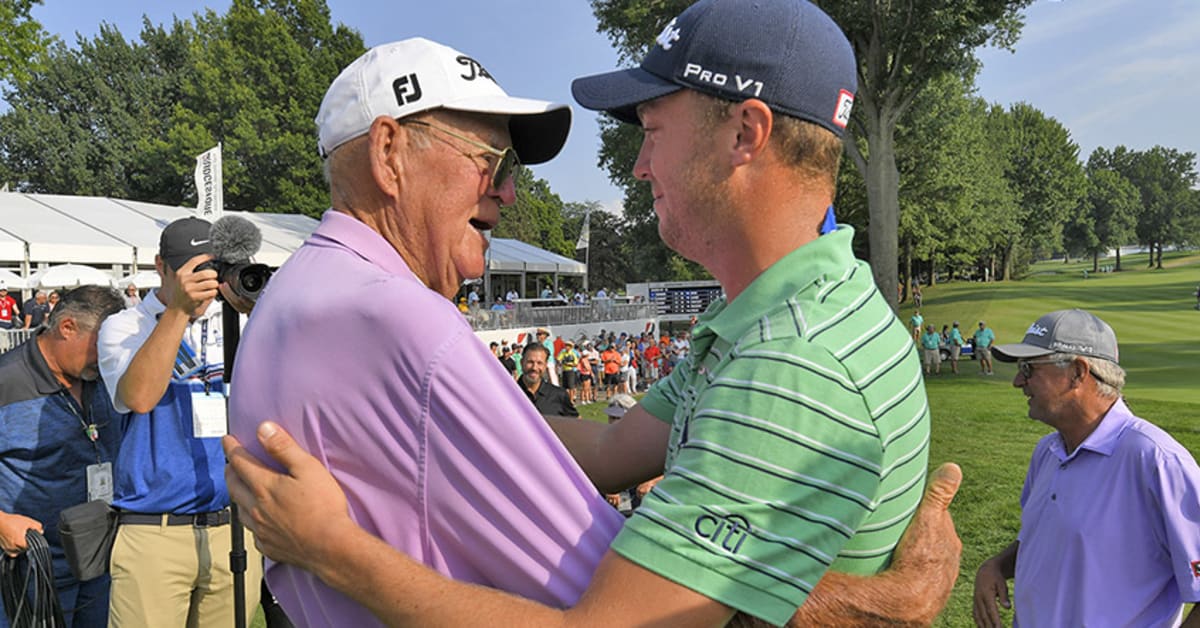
left=915, top=250, right=1200, bottom=626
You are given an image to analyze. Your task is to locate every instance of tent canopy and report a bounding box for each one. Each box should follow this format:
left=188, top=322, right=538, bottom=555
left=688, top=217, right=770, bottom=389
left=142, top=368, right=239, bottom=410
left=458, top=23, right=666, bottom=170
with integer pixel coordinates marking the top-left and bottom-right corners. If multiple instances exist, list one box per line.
left=1, top=192, right=586, bottom=283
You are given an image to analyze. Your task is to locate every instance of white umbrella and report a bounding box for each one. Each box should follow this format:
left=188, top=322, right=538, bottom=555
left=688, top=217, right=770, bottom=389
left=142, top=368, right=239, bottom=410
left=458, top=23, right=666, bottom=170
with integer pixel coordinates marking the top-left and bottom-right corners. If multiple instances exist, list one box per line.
left=0, top=269, right=28, bottom=290
left=29, top=264, right=118, bottom=289
left=118, top=269, right=161, bottom=290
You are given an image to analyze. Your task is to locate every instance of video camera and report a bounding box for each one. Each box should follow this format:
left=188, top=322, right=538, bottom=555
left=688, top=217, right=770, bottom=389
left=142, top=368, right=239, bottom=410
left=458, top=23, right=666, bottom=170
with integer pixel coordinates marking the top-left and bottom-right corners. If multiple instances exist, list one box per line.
left=199, top=215, right=274, bottom=302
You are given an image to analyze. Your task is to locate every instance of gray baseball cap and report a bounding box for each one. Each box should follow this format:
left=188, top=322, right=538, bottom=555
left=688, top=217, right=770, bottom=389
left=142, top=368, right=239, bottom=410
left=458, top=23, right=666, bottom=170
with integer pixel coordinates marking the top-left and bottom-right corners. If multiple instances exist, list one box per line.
left=993, top=309, right=1119, bottom=364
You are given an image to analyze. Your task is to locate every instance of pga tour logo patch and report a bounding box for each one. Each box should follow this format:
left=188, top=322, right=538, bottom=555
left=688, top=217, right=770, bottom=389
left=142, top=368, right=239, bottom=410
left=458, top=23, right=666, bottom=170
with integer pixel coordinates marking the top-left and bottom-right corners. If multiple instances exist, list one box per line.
left=833, top=89, right=854, bottom=129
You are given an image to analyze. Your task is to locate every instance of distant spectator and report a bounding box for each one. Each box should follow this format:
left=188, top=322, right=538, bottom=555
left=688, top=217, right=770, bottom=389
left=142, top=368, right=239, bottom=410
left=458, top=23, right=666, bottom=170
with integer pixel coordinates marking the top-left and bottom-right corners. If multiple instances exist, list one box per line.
left=540, top=286, right=552, bottom=299
left=599, top=344, right=621, bottom=400
left=595, top=287, right=607, bottom=299
left=974, top=321, right=996, bottom=375
left=920, top=324, right=942, bottom=375
left=457, top=297, right=469, bottom=314
left=490, top=300, right=506, bottom=312
left=123, top=284, right=142, bottom=309
left=909, top=309, right=924, bottom=342
left=22, top=290, right=50, bottom=330
left=557, top=340, right=581, bottom=404
left=0, top=282, right=19, bottom=331
left=576, top=343, right=595, bottom=404
left=498, top=346, right=516, bottom=378
left=47, top=291, right=60, bottom=313
left=467, top=287, right=480, bottom=309
left=643, top=340, right=661, bottom=384
left=489, top=341, right=500, bottom=357
left=518, top=343, right=577, bottom=417
left=912, top=283, right=923, bottom=308
left=946, top=321, right=965, bottom=375
left=537, top=328, right=558, bottom=387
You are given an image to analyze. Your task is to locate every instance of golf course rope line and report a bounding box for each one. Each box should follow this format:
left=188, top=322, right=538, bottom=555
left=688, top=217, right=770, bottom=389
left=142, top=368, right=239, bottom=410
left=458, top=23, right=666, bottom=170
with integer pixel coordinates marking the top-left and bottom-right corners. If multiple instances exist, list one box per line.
left=0, top=529, right=66, bottom=628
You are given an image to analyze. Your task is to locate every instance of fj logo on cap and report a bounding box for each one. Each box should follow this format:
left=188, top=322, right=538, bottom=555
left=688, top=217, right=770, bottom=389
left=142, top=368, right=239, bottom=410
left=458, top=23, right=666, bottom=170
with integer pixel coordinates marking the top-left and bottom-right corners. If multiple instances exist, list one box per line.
left=455, top=55, right=494, bottom=82
left=393, top=74, right=423, bottom=106
left=656, top=17, right=681, bottom=51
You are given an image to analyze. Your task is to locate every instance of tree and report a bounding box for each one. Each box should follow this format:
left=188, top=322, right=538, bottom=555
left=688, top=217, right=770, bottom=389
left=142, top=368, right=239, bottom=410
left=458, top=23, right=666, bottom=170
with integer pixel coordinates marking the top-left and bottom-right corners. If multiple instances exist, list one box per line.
left=815, top=0, right=1033, bottom=304
left=0, top=0, right=53, bottom=83
left=1064, top=167, right=1138, bottom=272
left=993, top=102, right=1086, bottom=278
left=562, top=200, right=632, bottom=292
left=0, top=22, right=189, bottom=201
left=589, top=1, right=1033, bottom=303
left=0, top=0, right=363, bottom=216
left=493, top=167, right=572, bottom=255
left=1090, top=146, right=1199, bottom=269
left=892, top=73, right=1015, bottom=289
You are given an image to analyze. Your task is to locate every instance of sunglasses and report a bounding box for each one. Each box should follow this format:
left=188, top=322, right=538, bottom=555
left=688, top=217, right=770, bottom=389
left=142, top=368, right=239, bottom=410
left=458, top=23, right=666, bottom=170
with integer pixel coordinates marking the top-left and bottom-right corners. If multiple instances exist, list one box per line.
left=1016, top=358, right=1067, bottom=379
left=401, top=120, right=520, bottom=191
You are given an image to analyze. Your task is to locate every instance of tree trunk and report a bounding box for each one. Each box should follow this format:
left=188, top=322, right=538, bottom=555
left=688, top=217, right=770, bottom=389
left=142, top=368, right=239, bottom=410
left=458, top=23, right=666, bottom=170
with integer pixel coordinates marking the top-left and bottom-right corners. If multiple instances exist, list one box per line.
left=1156, top=242, right=1164, bottom=269
left=864, top=124, right=901, bottom=311
left=901, top=239, right=912, bottom=304
left=1001, top=240, right=1015, bottom=281
left=1115, top=248, right=1122, bottom=271
left=1092, top=251, right=1099, bottom=273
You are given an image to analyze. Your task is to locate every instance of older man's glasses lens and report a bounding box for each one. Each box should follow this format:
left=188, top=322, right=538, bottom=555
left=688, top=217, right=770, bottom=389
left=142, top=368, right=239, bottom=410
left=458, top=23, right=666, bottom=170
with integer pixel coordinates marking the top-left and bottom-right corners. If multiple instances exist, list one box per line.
left=1017, top=359, right=1066, bottom=379
left=402, top=120, right=520, bottom=190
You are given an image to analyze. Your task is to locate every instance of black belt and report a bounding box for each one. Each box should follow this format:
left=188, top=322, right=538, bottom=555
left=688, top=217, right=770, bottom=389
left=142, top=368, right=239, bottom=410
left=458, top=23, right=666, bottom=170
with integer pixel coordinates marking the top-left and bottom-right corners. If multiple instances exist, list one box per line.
left=118, top=509, right=231, bottom=527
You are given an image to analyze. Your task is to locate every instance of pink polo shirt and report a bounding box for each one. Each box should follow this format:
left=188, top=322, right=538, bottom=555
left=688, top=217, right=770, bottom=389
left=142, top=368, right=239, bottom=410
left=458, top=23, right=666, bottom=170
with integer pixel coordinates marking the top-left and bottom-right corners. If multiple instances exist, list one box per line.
left=229, top=211, right=622, bottom=627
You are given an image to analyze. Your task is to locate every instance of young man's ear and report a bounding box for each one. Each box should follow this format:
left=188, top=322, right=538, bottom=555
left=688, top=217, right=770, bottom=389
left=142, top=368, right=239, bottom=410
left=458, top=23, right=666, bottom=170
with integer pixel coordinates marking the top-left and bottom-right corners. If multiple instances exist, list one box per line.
left=730, top=98, right=773, bottom=167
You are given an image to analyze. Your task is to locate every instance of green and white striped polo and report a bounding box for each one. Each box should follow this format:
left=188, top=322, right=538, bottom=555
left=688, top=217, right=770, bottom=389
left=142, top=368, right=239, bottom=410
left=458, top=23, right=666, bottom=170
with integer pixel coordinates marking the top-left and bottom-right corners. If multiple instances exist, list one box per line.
left=612, top=227, right=930, bottom=625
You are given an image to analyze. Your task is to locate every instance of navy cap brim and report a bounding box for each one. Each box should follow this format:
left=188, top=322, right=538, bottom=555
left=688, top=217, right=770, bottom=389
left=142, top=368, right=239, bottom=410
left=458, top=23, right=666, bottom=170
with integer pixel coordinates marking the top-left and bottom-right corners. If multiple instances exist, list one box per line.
left=571, top=67, right=683, bottom=126
left=508, top=107, right=572, bottom=165
left=991, top=343, right=1054, bottom=363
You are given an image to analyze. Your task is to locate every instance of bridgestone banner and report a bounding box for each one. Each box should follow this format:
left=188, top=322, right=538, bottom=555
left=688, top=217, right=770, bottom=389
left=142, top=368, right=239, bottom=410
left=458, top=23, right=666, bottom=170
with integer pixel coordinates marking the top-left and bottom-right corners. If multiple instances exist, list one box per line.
left=193, top=145, right=223, bottom=221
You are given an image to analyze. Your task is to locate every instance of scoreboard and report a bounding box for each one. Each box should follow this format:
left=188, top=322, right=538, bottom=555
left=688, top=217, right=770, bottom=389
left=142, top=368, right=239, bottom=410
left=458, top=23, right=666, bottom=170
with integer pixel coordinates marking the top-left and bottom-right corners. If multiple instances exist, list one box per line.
left=626, top=281, right=723, bottom=320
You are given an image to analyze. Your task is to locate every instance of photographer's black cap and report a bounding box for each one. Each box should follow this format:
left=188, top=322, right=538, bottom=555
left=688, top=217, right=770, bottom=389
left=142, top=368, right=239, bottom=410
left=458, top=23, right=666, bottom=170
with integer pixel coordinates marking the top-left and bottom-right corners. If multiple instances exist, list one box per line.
left=571, top=0, right=857, bottom=137
left=159, top=217, right=213, bottom=271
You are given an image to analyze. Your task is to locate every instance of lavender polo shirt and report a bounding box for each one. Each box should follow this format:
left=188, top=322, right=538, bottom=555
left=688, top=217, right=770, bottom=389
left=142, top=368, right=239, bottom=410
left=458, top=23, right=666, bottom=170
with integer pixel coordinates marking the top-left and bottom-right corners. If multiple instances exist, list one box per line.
left=1013, top=398, right=1200, bottom=627
left=229, top=211, right=623, bottom=626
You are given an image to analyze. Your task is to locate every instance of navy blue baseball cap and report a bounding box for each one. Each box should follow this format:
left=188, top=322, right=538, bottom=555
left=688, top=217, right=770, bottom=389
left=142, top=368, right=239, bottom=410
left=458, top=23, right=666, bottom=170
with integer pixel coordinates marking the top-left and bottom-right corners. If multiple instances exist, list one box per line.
left=572, top=0, right=857, bottom=137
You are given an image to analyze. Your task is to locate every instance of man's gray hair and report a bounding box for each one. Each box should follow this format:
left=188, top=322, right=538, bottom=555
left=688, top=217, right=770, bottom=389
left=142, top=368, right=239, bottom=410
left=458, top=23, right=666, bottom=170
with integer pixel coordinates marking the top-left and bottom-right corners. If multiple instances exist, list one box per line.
left=47, top=285, right=124, bottom=332
left=1042, top=352, right=1125, bottom=398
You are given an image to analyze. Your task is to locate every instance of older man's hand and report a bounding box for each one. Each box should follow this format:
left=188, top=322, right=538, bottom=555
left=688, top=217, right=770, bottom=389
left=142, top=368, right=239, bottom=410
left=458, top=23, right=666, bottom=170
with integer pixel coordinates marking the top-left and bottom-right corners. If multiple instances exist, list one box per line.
left=889, top=462, right=964, bottom=621
left=223, top=422, right=355, bottom=574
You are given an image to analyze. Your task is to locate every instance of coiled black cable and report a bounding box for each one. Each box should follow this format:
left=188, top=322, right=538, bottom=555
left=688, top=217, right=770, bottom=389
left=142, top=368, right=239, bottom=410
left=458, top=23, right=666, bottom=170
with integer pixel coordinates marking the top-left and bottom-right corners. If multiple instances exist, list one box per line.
left=0, top=529, right=65, bottom=628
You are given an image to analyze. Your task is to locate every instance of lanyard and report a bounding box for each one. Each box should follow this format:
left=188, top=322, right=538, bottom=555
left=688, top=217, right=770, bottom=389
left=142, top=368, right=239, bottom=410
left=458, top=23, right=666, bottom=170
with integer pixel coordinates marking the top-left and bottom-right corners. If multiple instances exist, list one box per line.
left=55, top=382, right=102, bottom=465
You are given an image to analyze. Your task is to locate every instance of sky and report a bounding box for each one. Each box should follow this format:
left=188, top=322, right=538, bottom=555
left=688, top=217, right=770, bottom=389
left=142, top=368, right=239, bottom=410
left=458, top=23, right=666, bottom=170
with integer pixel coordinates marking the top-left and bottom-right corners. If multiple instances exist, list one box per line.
left=17, top=0, right=1200, bottom=212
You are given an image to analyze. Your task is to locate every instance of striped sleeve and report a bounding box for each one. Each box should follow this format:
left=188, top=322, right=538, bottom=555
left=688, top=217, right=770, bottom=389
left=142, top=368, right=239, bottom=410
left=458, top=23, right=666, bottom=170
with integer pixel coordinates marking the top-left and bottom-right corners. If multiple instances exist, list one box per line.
left=610, top=339, right=883, bottom=625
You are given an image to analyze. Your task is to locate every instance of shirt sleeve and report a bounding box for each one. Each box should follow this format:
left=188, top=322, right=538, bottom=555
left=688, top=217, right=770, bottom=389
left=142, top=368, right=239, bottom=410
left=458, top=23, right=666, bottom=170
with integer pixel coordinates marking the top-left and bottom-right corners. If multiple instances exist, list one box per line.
left=611, top=340, right=883, bottom=625
left=97, top=309, right=146, bottom=414
left=423, top=327, right=622, bottom=608
left=1151, top=449, right=1200, bottom=602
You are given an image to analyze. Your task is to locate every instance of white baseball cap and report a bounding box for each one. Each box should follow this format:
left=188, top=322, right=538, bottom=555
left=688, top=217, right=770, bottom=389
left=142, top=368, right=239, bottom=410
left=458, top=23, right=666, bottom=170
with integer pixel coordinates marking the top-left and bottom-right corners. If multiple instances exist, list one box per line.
left=316, top=38, right=571, bottom=165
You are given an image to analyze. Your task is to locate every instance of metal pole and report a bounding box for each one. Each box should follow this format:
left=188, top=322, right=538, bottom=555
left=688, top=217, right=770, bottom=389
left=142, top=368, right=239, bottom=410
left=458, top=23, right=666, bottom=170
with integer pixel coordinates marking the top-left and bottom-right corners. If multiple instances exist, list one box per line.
left=222, top=302, right=247, bottom=628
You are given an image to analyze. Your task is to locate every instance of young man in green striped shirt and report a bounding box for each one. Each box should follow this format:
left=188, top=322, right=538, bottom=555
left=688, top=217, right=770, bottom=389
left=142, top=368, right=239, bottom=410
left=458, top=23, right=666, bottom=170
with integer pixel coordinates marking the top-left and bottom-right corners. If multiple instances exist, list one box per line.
left=224, top=1, right=962, bottom=625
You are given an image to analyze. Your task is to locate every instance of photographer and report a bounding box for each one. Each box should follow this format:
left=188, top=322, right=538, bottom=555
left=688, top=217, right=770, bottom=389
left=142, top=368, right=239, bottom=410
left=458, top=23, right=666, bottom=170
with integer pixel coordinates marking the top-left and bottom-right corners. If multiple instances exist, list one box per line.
left=97, top=217, right=260, bottom=627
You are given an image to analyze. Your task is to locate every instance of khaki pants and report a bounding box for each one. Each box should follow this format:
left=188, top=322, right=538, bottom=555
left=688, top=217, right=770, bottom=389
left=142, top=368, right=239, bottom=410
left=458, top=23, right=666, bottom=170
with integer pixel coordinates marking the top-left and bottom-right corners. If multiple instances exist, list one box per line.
left=109, top=518, right=262, bottom=628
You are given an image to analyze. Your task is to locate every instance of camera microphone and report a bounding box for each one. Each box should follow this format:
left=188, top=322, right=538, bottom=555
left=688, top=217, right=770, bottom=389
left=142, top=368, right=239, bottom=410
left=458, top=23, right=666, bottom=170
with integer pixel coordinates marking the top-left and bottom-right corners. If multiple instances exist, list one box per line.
left=204, top=215, right=273, bottom=302
left=210, top=215, right=262, bottom=264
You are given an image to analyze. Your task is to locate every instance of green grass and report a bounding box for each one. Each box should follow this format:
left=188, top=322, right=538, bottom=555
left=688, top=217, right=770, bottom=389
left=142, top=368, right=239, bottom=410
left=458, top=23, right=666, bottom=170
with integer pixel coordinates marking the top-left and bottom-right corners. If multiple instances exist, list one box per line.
left=917, top=250, right=1200, bottom=626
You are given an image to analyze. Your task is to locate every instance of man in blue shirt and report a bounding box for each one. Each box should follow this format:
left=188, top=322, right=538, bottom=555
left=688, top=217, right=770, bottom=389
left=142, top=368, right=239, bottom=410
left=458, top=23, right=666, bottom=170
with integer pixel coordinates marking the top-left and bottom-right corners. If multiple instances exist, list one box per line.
left=0, top=286, right=124, bottom=627
left=974, top=321, right=996, bottom=375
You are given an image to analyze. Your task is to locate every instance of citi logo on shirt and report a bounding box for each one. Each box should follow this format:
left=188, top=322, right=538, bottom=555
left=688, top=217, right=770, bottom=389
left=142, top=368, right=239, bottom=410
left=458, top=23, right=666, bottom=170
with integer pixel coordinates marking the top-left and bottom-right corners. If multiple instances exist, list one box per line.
left=694, top=513, right=751, bottom=555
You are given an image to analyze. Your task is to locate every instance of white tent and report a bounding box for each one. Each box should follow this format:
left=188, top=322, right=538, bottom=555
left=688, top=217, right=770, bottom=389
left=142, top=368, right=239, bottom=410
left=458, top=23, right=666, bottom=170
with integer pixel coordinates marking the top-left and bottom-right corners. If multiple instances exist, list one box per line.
left=0, top=269, right=28, bottom=290
left=29, top=264, right=118, bottom=289
left=119, top=269, right=162, bottom=289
